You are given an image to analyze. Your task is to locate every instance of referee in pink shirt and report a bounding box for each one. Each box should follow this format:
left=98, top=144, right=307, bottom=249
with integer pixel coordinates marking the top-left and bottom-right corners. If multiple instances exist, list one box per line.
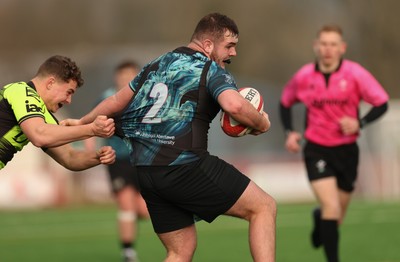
left=280, top=24, right=389, bottom=262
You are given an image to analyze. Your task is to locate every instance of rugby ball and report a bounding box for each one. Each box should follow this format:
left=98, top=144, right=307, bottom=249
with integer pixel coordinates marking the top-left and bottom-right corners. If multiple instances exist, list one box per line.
left=220, top=87, right=264, bottom=137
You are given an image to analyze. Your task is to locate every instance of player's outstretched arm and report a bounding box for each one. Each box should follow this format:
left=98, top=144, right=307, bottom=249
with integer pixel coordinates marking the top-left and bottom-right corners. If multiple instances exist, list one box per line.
left=78, top=86, right=135, bottom=125
left=21, top=115, right=115, bottom=148
left=45, top=144, right=116, bottom=171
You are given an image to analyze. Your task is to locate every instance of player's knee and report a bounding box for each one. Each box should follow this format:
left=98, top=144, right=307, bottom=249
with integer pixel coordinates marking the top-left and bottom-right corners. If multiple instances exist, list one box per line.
left=118, top=210, right=137, bottom=222
left=166, top=240, right=196, bottom=261
left=248, top=193, right=277, bottom=221
left=264, top=194, right=277, bottom=218
left=166, top=250, right=195, bottom=262
left=321, top=203, right=341, bottom=219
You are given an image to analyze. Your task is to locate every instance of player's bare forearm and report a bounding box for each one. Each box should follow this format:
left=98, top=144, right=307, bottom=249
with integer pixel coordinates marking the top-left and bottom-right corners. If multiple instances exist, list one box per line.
left=46, top=145, right=115, bottom=171
left=21, top=116, right=114, bottom=148
left=219, top=89, right=269, bottom=132
left=248, top=111, right=271, bottom=135
left=230, top=101, right=270, bottom=132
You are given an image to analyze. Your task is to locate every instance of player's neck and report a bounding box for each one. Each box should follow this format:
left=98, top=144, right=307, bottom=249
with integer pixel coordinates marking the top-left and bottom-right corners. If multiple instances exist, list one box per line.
left=318, top=61, right=340, bottom=73
left=187, top=41, right=210, bottom=59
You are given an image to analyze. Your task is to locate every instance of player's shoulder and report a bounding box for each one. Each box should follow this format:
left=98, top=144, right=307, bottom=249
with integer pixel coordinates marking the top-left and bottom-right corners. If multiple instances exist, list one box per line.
left=291, top=62, right=315, bottom=79
left=341, top=59, right=370, bottom=75
left=2, top=82, right=31, bottom=97
left=298, top=62, right=315, bottom=73
left=3, top=81, right=29, bottom=90
left=208, top=60, right=232, bottom=76
left=342, top=59, right=365, bottom=69
left=208, top=62, right=236, bottom=85
left=208, top=60, right=223, bottom=73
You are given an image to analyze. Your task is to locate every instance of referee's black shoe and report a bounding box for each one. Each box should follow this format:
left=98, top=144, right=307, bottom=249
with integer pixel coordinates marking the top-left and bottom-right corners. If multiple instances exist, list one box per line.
left=311, top=207, right=322, bottom=248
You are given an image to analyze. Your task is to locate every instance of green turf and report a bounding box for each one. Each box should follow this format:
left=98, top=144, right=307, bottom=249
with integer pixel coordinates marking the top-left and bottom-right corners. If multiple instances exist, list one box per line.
left=0, top=201, right=400, bottom=261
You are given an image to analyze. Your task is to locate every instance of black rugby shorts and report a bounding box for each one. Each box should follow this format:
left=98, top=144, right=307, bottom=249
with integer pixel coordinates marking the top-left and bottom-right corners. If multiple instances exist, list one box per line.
left=303, top=141, right=359, bottom=192
left=107, top=159, right=140, bottom=193
left=137, top=155, right=250, bottom=234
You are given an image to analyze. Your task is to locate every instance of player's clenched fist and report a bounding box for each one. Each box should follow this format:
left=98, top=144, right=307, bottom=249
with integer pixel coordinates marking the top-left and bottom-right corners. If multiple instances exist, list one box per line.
left=97, top=146, right=116, bottom=165
left=249, top=111, right=271, bottom=136
left=339, top=116, right=360, bottom=135
left=92, top=115, right=115, bottom=138
left=59, top=115, right=115, bottom=138
left=285, top=131, right=302, bottom=153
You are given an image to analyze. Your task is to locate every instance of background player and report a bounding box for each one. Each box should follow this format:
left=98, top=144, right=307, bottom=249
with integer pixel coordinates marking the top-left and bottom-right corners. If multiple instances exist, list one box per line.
left=85, top=61, right=149, bottom=262
left=279, top=25, right=389, bottom=261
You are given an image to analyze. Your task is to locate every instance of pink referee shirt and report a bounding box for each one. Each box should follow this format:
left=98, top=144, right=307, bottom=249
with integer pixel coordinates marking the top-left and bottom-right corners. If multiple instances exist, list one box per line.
left=281, top=59, right=389, bottom=146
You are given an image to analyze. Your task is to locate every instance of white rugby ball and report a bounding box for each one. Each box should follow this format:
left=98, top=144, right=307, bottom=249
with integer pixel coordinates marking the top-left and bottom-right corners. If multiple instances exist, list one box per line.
left=220, top=87, right=264, bottom=137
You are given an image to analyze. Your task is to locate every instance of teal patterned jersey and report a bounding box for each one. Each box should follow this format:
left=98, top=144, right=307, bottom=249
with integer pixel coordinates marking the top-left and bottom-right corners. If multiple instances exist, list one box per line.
left=118, top=47, right=238, bottom=166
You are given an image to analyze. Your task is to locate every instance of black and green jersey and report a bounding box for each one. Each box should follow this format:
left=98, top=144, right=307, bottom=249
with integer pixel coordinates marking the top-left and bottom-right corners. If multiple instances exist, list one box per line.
left=118, top=47, right=238, bottom=166
left=0, top=81, right=58, bottom=169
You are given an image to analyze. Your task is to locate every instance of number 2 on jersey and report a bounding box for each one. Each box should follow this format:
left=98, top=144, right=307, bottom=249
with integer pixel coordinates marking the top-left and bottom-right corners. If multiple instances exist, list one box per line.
left=142, top=83, right=168, bottom=123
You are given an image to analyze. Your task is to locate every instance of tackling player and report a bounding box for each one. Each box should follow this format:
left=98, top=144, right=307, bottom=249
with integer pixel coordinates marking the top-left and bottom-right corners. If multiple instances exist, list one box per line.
left=0, top=55, right=116, bottom=171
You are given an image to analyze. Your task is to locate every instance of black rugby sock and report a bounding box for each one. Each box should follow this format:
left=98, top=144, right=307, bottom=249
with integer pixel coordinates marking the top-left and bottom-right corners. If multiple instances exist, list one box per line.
left=311, top=207, right=322, bottom=248
left=320, top=219, right=339, bottom=262
left=122, top=241, right=133, bottom=249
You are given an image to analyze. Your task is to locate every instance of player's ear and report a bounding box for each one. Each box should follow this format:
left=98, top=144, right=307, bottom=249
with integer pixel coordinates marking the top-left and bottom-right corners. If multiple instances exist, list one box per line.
left=46, top=76, right=56, bottom=90
left=312, top=39, right=319, bottom=56
left=203, top=39, right=214, bottom=55
left=340, top=41, right=347, bottom=55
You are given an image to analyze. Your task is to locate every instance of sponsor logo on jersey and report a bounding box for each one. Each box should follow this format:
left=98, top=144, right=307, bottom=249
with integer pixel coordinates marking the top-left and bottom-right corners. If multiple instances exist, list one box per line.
left=25, top=87, right=41, bottom=102
left=25, top=100, right=45, bottom=113
left=312, top=98, right=348, bottom=108
left=12, top=131, right=28, bottom=144
left=223, top=74, right=235, bottom=85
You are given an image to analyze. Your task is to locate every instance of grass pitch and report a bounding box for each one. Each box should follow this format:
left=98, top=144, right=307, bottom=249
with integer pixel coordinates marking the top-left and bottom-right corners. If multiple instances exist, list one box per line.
left=0, top=201, right=399, bottom=261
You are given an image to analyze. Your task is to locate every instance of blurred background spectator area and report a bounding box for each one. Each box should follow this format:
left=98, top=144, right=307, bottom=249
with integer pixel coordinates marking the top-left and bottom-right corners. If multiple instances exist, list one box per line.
left=1, top=0, right=399, bottom=208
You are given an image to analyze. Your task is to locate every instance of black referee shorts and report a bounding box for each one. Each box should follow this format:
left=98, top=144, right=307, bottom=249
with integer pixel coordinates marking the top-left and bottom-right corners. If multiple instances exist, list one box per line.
left=137, top=155, right=250, bottom=234
left=303, top=141, right=359, bottom=192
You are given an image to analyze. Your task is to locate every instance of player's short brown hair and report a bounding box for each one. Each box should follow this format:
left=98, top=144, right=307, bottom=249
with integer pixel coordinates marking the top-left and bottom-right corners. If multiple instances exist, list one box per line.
left=36, top=55, right=84, bottom=87
left=317, top=24, right=343, bottom=37
left=115, top=60, right=140, bottom=72
left=191, top=13, right=239, bottom=42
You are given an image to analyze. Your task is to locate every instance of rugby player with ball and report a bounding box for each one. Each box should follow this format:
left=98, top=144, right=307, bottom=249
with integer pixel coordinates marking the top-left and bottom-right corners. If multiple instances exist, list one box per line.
left=64, top=13, right=275, bottom=262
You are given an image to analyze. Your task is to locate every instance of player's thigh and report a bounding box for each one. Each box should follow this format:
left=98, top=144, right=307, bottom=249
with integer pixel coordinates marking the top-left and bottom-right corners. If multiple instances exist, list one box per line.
left=158, top=224, right=197, bottom=254
left=225, top=181, right=276, bottom=220
left=311, top=177, right=341, bottom=217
